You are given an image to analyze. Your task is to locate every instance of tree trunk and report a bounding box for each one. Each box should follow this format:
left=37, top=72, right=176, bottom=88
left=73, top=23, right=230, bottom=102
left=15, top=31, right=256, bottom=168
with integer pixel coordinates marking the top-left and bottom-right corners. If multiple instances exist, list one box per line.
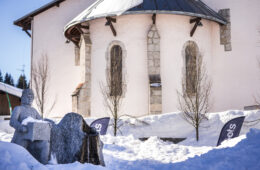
left=113, top=103, right=118, bottom=136
left=114, top=117, right=117, bottom=136
left=196, top=125, right=199, bottom=141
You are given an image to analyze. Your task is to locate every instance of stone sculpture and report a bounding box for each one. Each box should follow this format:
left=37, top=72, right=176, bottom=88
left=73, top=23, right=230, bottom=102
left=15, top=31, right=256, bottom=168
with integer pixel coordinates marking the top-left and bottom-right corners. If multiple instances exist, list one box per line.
left=47, top=112, right=105, bottom=165
left=10, top=89, right=105, bottom=166
left=9, top=89, right=50, bottom=164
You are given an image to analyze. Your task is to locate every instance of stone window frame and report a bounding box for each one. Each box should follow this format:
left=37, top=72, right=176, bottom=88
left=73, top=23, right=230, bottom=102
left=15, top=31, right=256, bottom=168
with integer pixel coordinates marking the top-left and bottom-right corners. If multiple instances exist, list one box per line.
left=181, top=40, right=199, bottom=96
left=105, top=40, right=127, bottom=97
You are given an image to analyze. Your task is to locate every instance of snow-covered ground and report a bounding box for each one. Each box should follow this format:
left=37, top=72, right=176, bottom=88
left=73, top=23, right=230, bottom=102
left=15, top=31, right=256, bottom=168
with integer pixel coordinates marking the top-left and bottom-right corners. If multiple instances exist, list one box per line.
left=0, top=110, right=260, bottom=170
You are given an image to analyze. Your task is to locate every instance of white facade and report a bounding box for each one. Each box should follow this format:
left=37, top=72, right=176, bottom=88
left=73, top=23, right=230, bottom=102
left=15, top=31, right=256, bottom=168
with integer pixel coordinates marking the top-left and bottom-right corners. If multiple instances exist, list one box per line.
left=31, top=0, right=96, bottom=117
left=28, top=0, right=260, bottom=118
left=205, top=0, right=260, bottom=111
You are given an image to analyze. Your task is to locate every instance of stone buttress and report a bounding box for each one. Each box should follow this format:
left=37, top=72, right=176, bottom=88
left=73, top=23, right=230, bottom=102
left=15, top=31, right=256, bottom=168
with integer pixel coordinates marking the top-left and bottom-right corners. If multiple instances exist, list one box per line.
left=72, top=31, right=92, bottom=117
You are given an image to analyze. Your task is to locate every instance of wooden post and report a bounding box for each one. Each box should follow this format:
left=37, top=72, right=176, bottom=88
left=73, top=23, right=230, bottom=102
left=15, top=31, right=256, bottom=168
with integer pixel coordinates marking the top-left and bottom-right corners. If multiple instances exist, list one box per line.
left=190, top=17, right=202, bottom=37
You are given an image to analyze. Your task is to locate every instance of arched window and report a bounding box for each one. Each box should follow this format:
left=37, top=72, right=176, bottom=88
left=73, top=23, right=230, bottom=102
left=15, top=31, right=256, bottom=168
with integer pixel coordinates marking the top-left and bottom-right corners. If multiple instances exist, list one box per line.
left=110, top=45, right=122, bottom=96
left=185, top=41, right=198, bottom=95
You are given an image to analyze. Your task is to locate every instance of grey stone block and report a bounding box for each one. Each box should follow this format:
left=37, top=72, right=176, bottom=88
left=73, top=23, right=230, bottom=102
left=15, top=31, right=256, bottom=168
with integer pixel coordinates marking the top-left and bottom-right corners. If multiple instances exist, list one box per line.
left=155, top=44, right=160, bottom=51
left=151, top=25, right=157, bottom=31
left=148, top=44, right=155, bottom=51
left=23, top=122, right=51, bottom=141
left=219, top=8, right=232, bottom=51
left=74, top=46, right=80, bottom=66
left=153, top=38, right=160, bottom=44
left=151, top=89, right=162, bottom=96
left=225, top=43, right=232, bottom=51
left=244, top=105, right=260, bottom=110
left=148, top=31, right=154, bottom=38
left=154, top=59, right=160, bottom=67
left=48, top=113, right=105, bottom=166
left=148, top=60, right=154, bottom=67
left=154, top=31, right=160, bottom=38
left=153, top=52, right=160, bottom=59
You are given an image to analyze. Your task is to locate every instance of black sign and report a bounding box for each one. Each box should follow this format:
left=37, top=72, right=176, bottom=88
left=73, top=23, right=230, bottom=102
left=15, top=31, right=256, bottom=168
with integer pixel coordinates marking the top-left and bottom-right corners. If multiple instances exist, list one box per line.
left=217, top=116, right=245, bottom=146
left=90, top=117, right=110, bottom=135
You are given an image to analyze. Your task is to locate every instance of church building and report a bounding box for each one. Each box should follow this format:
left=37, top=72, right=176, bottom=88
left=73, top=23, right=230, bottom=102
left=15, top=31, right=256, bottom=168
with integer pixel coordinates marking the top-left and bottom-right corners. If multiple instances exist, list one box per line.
left=14, top=0, right=260, bottom=118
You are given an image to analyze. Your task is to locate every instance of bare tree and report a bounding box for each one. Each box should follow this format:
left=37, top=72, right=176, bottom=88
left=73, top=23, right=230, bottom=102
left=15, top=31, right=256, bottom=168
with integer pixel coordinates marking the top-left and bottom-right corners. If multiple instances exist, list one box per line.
left=100, top=77, right=149, bottom=136
left=100, top=46, right=124, bottom=136
left=177, top=53, right=212, bottom=141
left=101, top=46, right=149, bottom=136
left=32, top=54, right=55, bottom=117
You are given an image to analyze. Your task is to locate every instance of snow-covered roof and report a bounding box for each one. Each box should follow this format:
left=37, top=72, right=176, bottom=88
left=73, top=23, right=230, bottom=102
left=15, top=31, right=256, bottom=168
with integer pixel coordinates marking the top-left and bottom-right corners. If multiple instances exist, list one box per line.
left=0, top=82, right=23, bottom=98
left=64, top=0, right=226, bottom=35
left=65, top=0, right=142, bottom=30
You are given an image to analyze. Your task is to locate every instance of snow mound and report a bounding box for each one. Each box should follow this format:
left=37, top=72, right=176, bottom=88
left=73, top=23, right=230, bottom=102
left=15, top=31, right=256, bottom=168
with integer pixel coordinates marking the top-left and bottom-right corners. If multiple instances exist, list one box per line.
left=103, top=110, right=260, bottom=147
left=102, top=134, right=213, bottom=169
left=173, top=128, right=260, bottom=170
left=0, top=129, right=251, bottom=170
left=0, top=141, right=106, bottom=170
left=0, top=120, right=14, bottom=134
left=0, top=110, right=260, bottom=170
left=106, top=112, right=193, bottom=138
left=0, top=141, right=47, bottom=170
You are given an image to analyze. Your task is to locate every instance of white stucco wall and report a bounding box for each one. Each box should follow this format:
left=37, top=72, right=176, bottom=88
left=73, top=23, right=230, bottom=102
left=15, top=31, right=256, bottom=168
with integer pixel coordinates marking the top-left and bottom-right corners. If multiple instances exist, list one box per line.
left=31, top=0, right=260, bottom=118
left=88, top=13, right=217, bottom=117
left=157, top=14, right=215, bottom=113
left=32, top=0, right=96, bottom=117
left=90, top=15, right=151, bottom=117
left=204, top=0, right=260, bottom=111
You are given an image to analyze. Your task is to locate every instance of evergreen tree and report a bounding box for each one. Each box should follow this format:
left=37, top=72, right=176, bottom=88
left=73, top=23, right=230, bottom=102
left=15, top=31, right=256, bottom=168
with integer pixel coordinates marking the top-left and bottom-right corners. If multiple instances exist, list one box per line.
left=4, top=73, right=14, bottom=86
left=9, top=74, right=14, bottom=86
left=4, top=73, right=9, bottom=84
left=16, top=74, right=28, bottom=89
left=0, top=70, right=3, bottom=82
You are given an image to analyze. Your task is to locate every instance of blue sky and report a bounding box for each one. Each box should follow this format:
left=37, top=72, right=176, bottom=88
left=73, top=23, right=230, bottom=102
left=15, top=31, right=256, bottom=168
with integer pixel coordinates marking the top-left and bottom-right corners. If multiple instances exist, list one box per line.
left=0, top=0, right=52, bottom=83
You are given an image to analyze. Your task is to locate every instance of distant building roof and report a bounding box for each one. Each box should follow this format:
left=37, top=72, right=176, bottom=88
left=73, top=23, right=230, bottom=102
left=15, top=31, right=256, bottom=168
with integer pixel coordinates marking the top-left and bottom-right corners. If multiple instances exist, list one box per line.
left=0, top=82, right=23, bottom=98
left=64, top=0, right=226, bottom=44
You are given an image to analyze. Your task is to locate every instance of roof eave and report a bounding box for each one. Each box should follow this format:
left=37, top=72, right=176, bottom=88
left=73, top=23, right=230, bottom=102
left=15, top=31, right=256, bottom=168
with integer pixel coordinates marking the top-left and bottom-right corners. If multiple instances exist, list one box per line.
left=14, top=0, right=66, bottom=30
left=64, top=10, right=227, bottom=34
